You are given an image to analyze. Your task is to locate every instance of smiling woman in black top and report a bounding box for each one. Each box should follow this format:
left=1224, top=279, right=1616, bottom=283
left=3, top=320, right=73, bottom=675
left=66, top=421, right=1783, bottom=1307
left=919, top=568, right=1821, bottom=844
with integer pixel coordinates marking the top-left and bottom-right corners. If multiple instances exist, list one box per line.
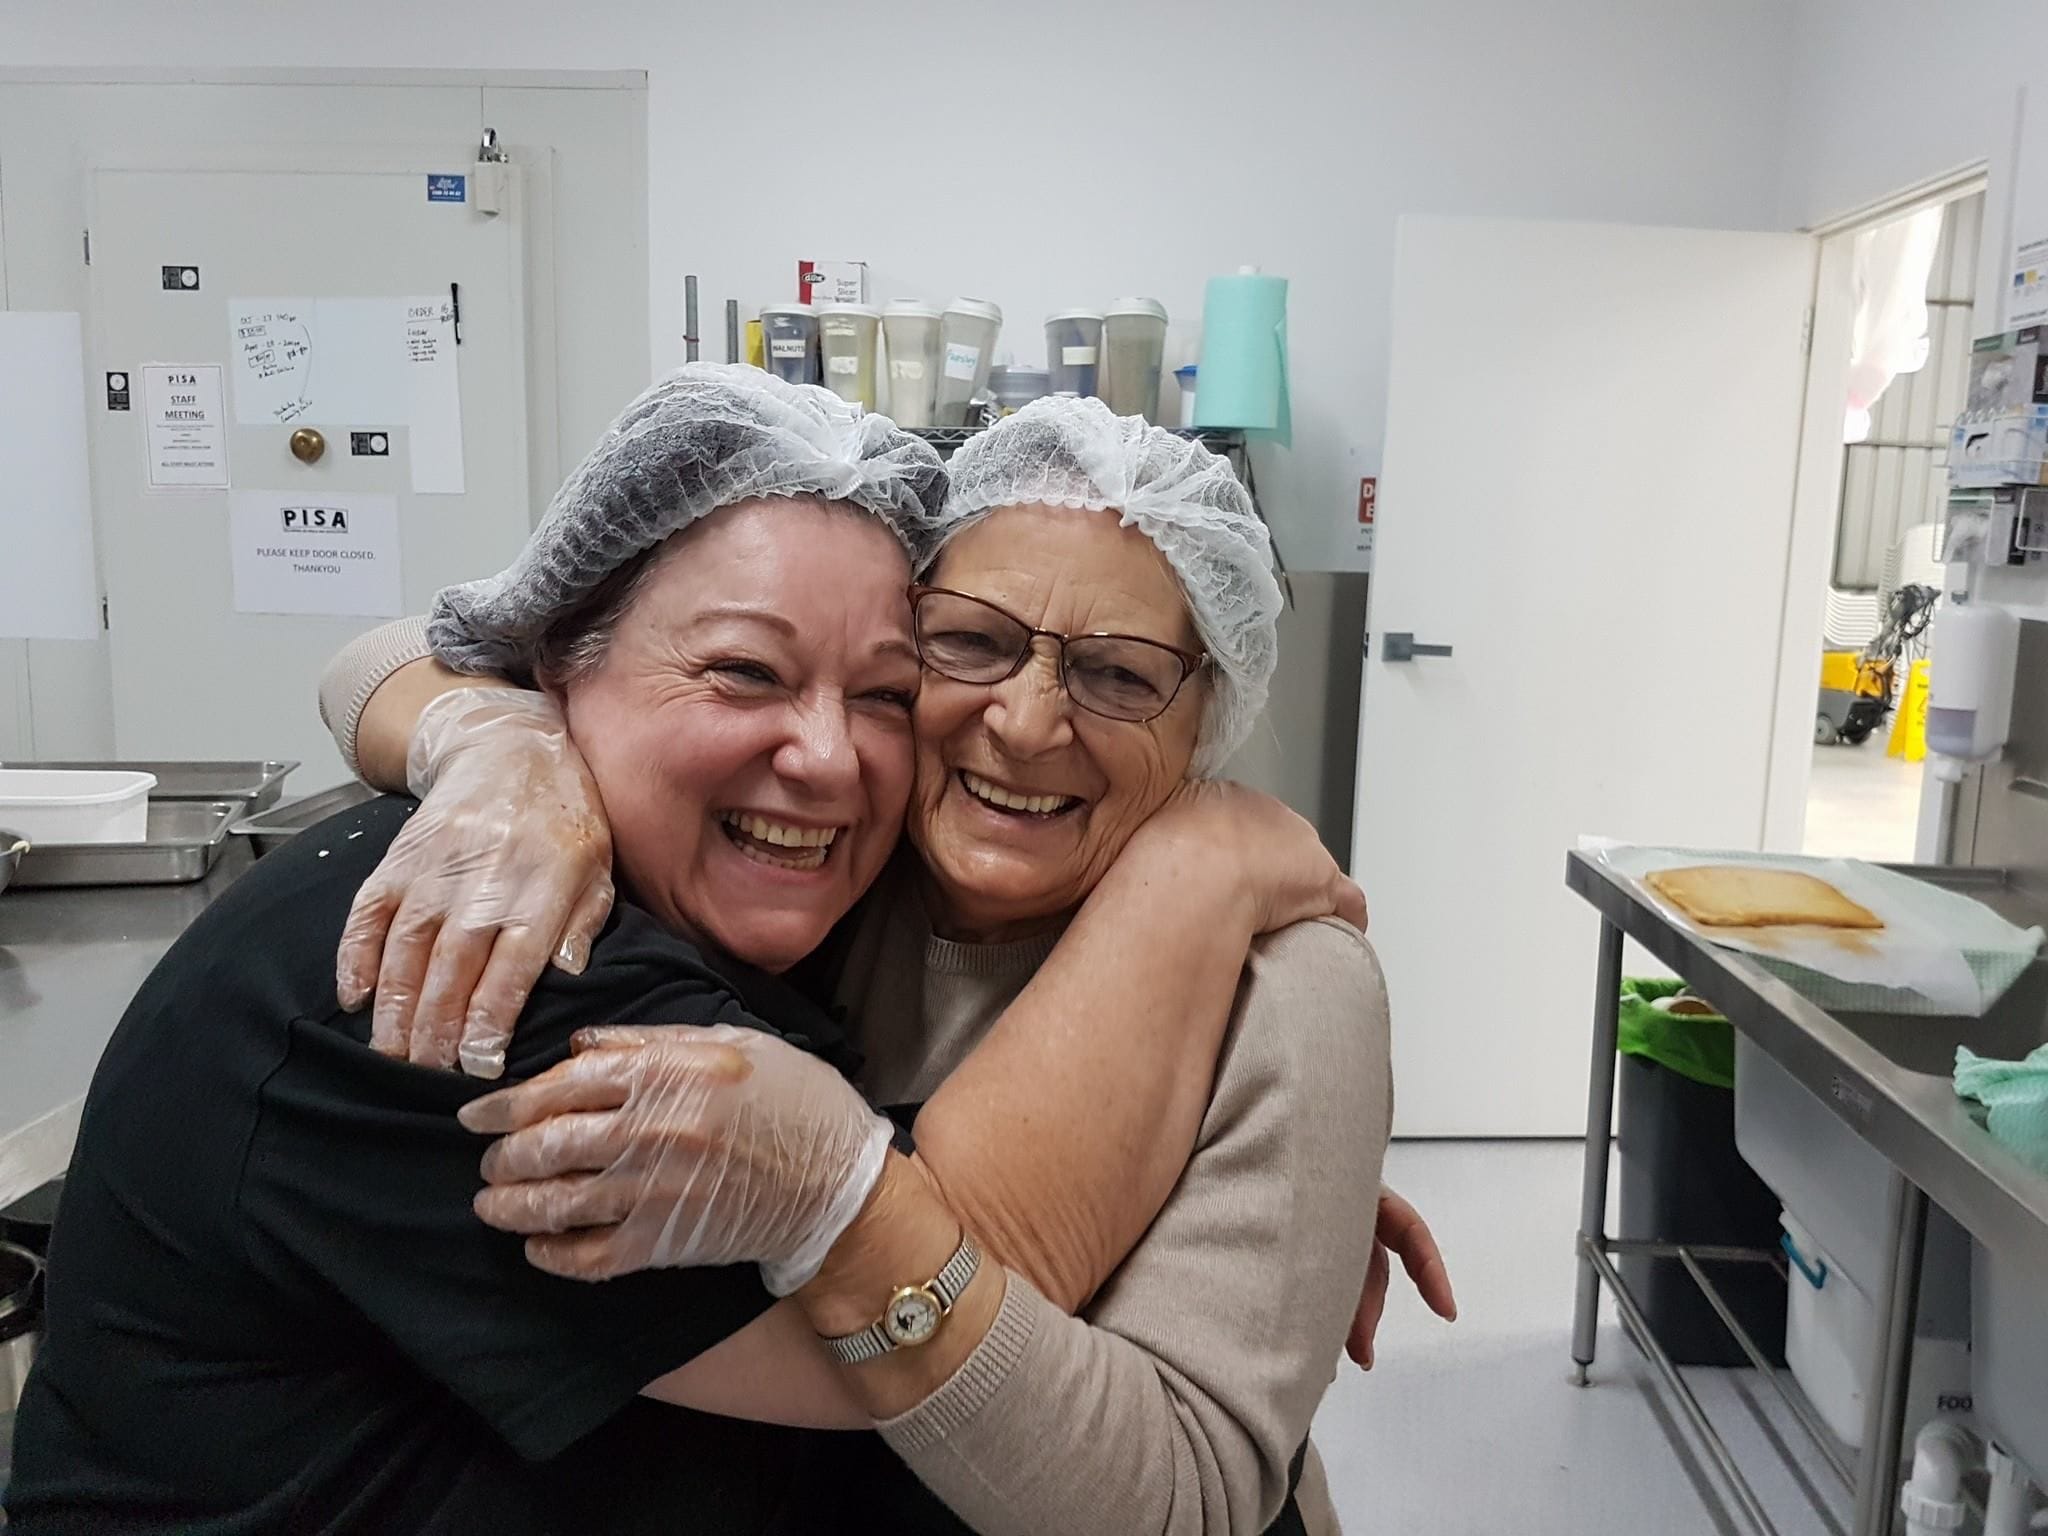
left=3, top=370, right=946, bottom=1533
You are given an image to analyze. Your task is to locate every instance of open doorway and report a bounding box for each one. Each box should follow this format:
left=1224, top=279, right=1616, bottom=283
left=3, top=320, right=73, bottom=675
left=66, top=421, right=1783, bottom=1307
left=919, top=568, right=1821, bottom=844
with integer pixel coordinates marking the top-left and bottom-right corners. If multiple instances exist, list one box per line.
left=1801, top=186, right=1986, bottom=863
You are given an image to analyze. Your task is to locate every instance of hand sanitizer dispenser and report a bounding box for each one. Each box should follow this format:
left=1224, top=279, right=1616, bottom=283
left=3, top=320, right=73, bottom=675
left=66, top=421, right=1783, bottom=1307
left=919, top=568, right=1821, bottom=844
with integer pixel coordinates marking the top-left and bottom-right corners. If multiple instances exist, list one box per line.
left=1926, top=601, right=2020, bottom=781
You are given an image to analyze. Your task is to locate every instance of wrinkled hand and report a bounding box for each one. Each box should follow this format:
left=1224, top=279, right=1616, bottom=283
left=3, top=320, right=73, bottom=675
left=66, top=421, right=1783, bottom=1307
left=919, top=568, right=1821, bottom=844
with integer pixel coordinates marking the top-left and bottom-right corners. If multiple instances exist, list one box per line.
left=1347, top=1187, right=1457, bottom=1368
left=1140, top=780, right=1368, bottom=935
left=459, top=1024, right=893, bottom=1294
left=335, top=688, right=615, bottom=1079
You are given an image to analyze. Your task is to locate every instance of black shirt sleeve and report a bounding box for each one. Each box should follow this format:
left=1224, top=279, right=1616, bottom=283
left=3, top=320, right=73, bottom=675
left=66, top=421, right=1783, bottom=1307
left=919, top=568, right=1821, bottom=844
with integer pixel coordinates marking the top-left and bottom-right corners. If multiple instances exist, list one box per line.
left=234, top=904, right=846, bottom=1463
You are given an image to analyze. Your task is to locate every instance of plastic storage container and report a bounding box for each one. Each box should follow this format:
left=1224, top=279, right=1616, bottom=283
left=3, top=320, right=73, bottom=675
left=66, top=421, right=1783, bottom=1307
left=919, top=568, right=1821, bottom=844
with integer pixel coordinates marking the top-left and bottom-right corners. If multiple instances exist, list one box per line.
left=0, top=769, right=155, bottom=845
left=936, top=299, right=1003, bottom=428
left=1175, top=364, right=1199, bottom=428
left=816, top=303, right=880, bottom=410
left=881, top=300, right=943, bottom=428
left=1045, top=310, right=1105, bottom=398
left=759, top=304, right=821, bottom=386
left=1778, top=1212, right=1974, bottom=1451
left=1101, top=297, right=1169, bottom=422
left=987, top=366, right=1050, bottom=417
left=1973, top=1238, right=2048, bottom=1485
left=1781, top=1210, right=1877, bottom=1445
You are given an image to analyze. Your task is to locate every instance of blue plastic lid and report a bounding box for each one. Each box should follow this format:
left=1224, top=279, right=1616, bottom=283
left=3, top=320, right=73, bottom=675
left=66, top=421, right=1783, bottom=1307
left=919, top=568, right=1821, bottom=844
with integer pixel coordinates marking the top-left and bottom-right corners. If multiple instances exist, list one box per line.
left=1174, top=364, right=1198, bottom=380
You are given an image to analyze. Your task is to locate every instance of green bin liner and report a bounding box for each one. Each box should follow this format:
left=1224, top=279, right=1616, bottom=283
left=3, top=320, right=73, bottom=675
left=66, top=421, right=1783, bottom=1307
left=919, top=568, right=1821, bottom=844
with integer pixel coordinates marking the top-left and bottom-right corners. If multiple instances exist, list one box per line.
left=1618, top=977, right=1734, bottom=1090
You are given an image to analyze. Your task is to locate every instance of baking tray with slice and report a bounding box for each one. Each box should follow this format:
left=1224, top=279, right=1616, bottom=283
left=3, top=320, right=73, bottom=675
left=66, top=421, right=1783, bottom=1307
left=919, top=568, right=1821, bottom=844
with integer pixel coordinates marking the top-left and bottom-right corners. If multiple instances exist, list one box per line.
left=30, top=759, right=299, bottom=812
left=229, top=782, right=380, bottom=856
left=13, top=801, right=241, bottom=888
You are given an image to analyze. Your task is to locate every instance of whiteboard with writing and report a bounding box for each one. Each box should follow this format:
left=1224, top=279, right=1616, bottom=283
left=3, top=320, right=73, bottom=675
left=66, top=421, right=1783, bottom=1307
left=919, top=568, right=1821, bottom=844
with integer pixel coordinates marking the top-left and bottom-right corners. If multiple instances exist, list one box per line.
left=229, top=298, right=410, bottom=428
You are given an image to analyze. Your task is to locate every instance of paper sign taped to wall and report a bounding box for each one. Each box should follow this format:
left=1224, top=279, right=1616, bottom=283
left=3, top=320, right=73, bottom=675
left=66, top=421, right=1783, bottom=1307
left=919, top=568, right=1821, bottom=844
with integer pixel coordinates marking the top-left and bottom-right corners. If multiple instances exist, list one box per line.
left=229, top=298, right=409, bottom=428
left=404, top=296, right=464, bottom=493
left=230, top=490, right=402, bottom=617
left=2012, top=236, right=2048, bottom=328
left=0, top=312, right=98, bottom=640
left=141, top=364, right=229, bottom=490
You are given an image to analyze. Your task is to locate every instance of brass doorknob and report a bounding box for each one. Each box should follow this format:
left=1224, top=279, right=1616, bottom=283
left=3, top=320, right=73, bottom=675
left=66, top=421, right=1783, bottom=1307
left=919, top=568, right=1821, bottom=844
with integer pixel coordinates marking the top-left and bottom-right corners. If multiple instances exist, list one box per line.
left=289, top=427, right=326, bottom=464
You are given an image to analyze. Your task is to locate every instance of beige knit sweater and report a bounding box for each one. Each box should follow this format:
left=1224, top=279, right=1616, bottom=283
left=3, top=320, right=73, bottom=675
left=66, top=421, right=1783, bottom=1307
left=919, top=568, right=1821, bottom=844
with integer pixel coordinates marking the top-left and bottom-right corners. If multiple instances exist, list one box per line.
left=319, top=621, right=1394, bottom=1535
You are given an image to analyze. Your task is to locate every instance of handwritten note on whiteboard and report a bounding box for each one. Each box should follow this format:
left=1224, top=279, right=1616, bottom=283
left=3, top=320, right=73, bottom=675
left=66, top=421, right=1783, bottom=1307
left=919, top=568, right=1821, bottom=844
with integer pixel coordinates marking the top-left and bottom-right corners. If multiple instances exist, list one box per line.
left=229, top=298, right=411, bottom=428
left=231, top=301, right=317, bottom=425
left=404, top=296, right=464, bottom=493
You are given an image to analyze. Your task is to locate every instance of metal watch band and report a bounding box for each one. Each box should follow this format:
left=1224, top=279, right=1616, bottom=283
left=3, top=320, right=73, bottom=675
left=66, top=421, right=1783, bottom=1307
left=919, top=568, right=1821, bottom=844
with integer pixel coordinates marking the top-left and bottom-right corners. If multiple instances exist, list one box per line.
left=822, top=1234, right=982, bottom=1365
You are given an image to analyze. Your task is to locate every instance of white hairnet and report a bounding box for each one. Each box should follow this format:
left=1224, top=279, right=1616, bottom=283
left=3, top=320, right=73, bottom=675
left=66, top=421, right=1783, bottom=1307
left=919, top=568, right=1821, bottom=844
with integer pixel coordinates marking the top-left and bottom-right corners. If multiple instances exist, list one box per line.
left=939, top=396, right=1281, bottom=776
left=429, top=364, right=948, bottom=676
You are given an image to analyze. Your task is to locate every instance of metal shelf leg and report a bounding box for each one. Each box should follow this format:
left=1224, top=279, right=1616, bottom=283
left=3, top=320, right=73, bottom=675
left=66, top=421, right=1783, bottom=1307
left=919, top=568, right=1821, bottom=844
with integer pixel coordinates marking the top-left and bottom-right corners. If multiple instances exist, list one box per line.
left=1571, top=918, right=1626, bottom=1381
left=1852, top=1174, right=1929, bottom=1536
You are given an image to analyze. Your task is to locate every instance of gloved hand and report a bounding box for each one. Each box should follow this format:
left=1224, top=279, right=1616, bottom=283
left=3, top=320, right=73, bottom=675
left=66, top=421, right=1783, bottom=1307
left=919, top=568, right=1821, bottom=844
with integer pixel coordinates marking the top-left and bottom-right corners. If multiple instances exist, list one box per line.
left=1137, top=779, right=1368, bottom=935
left=458, top=1024, right=894, bottom=1295
left=335, top=687, right=615, bottom=1079
left=1347, top=1186, right=1457, bottom=1368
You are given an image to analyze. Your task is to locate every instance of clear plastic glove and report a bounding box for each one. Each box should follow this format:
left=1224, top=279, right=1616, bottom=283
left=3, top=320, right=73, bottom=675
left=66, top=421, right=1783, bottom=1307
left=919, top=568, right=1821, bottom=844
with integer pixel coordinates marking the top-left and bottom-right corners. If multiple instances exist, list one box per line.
left=335, top=687, right=615, bottom=1079
left=458, top=1024, right=893, bottom=1295
left=1138, top=779, right=1368, bottom=935
left=1347, top=1186, right=1457, bottom=1369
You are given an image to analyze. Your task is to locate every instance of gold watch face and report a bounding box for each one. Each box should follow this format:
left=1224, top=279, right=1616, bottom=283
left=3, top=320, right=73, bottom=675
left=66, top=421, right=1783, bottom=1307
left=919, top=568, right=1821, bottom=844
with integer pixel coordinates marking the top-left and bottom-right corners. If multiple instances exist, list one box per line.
left=883, top=1284, right=942, bottom=1347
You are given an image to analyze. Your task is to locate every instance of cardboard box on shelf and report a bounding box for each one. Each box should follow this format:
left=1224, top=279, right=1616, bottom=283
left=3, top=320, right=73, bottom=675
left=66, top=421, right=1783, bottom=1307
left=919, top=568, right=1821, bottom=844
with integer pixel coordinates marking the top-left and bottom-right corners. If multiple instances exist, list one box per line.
left=797, top=261, right=868, bottom=306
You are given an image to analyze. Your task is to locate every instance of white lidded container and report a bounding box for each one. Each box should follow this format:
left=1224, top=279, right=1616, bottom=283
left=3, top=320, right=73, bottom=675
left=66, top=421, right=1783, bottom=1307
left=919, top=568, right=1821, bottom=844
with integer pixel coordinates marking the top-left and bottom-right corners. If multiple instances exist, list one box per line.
left=1045, top=309, right=1105, bottom=398
left=1780, top=1210, right=1876, bottom=1446
left=816, top=302, right=881, bottom=411
left=0, top=769, right=156, bottom=845
left=936, top=298, right=1003, bottom=428
left=1101, top=297, right=1169, bottom=423
left=881, top=300, right=944, bottom=428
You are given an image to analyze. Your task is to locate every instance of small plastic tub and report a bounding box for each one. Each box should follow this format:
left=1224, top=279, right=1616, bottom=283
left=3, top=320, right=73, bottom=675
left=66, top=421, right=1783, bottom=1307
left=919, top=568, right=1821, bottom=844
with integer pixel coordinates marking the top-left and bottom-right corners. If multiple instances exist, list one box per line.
left=0, top=769, right=156, bottom=845
left=759, top=305, right=821, bottom=386
left=1045, top=309, right=1105, bottom=398
left=817, top=303, right=881, bottom=410
left=987, top=366, right=1050, bottom=416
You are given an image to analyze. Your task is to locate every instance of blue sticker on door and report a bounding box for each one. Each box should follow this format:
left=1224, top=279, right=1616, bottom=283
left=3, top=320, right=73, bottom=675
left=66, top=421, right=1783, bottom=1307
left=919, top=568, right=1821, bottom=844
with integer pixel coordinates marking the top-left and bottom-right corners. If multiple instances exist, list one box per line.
left=426, top=174, right=467, bottom=204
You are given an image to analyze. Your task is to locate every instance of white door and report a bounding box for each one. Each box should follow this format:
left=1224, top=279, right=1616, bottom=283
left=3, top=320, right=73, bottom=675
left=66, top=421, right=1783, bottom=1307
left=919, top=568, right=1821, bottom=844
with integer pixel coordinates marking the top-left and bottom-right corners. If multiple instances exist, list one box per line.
left=84, top=150, right=536, bottom=784
left=1356, top=216, right=1820, bottom=1137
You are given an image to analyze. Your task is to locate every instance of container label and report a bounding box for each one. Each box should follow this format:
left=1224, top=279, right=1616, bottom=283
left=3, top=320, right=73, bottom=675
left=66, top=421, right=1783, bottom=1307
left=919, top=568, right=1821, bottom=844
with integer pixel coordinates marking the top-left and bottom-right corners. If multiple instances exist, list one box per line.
left=944, top=344, right=979, bottom=381
left=827, top=355, right=859, bottom=375
left=769, top=338, right=808, bottom=359
left=891, top=360, right=925, bottom=380
left=1061, top=346, right=1098, bottom=365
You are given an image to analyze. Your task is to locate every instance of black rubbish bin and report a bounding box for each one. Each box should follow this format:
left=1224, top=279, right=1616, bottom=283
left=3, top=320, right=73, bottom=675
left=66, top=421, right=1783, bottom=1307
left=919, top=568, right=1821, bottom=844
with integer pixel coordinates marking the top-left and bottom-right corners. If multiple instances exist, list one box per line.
left=1615, top=981, right=1786, bottom=1368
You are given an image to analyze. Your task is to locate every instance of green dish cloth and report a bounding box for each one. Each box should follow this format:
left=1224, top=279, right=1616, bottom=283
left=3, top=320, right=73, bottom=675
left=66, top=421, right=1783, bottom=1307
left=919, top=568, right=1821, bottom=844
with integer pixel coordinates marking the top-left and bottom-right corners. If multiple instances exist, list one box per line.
left=1955, top=1044, right=2048, bottom=1174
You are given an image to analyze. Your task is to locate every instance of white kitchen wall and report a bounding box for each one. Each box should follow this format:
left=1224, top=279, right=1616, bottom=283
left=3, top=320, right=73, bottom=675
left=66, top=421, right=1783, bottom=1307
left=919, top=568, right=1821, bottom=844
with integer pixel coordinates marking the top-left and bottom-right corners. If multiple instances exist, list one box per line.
left=1777, top=0, right=2039, bottom=231
left=2, top=0, right=1798, bottom=573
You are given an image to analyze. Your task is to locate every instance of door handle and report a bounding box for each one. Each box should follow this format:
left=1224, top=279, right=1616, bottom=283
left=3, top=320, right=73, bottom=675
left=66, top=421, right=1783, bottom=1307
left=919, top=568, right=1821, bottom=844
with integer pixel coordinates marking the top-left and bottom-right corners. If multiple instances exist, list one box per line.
left=1377, top=631, right=1453, bottom=662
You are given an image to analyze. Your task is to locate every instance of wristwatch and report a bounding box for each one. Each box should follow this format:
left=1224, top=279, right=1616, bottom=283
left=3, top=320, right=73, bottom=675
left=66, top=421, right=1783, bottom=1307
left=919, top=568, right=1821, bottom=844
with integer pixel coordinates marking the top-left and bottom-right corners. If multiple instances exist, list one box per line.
left=820, top=1234, right=982, bottom=1365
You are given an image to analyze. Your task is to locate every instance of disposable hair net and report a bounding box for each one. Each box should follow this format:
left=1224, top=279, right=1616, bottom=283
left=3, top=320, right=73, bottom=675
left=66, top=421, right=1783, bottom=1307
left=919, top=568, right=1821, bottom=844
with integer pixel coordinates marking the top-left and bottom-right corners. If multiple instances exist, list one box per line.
left=940, top=396, right=1281, bottom=776
left=429, top=364, right=949, bottom=676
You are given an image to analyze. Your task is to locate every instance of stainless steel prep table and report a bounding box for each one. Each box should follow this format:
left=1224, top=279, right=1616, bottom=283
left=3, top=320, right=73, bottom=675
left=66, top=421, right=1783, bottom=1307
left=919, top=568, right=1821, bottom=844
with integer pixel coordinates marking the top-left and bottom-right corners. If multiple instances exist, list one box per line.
left=1565, top=850, right=2048, bottom=1536
left=0, top=842, right=253, bottom=1209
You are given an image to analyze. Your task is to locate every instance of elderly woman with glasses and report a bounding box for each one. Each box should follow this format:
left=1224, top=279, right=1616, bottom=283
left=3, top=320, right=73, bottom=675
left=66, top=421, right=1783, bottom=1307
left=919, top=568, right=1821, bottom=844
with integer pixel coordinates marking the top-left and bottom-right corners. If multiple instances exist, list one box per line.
left=315, top=397, right=1451, bottom=1535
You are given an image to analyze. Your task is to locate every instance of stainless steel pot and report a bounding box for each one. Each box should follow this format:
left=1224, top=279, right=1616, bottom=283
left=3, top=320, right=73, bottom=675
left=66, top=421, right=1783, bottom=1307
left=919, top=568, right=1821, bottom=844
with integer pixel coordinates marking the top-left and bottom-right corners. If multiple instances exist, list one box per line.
left=0, top=1238, right=42, bottom=1412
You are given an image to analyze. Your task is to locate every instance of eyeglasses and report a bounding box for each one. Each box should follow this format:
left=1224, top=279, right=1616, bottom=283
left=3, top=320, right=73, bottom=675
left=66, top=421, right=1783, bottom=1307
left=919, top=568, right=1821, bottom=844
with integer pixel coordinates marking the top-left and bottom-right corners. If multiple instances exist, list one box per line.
left=909, top=584, right=1209, bottom=724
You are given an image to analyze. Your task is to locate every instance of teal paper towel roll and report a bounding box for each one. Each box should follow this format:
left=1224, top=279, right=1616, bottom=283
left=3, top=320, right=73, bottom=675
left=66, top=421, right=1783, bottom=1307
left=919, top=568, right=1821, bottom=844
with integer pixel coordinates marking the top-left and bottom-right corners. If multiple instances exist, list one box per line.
left=1192, top=269, right=1290, bottom=445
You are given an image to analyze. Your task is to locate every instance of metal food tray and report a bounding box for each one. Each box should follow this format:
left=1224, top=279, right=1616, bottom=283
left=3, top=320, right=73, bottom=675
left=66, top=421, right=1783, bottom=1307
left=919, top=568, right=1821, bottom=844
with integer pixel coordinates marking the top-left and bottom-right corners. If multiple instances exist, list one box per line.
left=29, top=759, right=299, bottom=812
left=13, top=801, right=240, bottom=888
left=229, top=782, right=379, bottom=856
